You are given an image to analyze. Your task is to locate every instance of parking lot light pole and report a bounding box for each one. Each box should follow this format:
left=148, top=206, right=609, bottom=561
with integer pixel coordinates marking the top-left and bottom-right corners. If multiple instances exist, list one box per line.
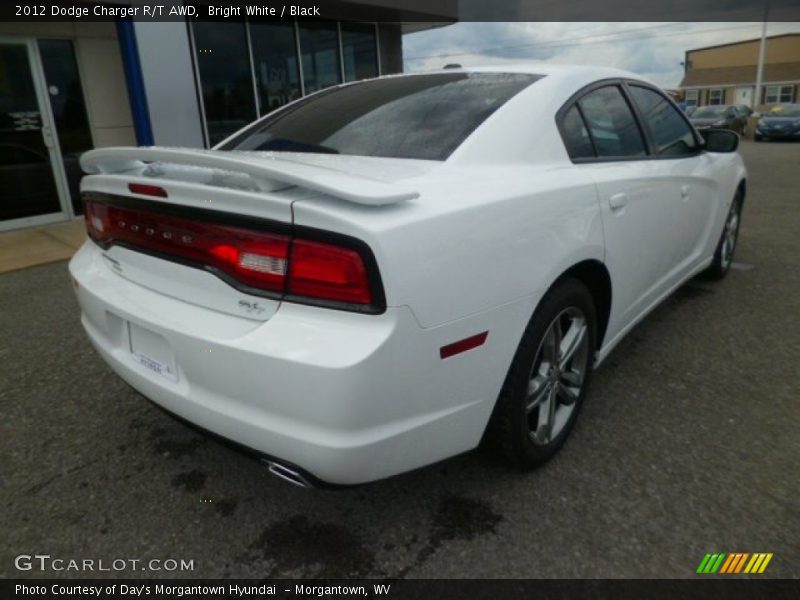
left=754, top=2, right=769, bottom=110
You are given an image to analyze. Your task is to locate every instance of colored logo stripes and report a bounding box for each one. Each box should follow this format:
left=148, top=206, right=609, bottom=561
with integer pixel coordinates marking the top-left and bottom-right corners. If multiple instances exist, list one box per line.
left=696, top=552, right=773, bottom=574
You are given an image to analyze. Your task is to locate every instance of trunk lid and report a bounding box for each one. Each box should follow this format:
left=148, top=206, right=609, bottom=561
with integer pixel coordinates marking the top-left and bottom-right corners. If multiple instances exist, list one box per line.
left=79, top=147, right=426, bottom=320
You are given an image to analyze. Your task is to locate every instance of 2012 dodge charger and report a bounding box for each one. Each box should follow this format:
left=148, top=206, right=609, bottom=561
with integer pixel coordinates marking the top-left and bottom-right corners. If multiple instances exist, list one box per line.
left=69, top=65, right=746, bottom=486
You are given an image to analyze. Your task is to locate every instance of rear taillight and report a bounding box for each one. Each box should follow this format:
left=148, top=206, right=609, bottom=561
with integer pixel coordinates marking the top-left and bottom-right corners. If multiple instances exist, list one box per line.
left=83, top=196, right=380, bottom=311
left=86, top=198, right=289, bottom=292
left=288, top=239, right=372, bottom=305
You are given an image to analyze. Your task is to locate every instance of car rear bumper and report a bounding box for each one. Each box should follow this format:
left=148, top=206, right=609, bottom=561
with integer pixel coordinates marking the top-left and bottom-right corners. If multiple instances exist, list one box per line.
left=68, top=242, right=522, bottom=485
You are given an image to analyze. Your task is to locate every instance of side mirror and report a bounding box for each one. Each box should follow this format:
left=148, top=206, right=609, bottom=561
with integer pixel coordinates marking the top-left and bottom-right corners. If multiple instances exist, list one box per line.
left=702, top=129, right=739, bottom=153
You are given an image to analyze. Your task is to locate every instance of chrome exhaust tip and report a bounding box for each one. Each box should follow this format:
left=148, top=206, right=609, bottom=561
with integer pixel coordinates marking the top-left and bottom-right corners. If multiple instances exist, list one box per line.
left=262, top=459, right=312, bottom=488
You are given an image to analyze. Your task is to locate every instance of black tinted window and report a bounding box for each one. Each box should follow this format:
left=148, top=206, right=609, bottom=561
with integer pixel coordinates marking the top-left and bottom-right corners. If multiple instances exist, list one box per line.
left=560, top=105, right=594, bottom=159
left=341, top=23, right=378, bottom=82
left=298, top=22, right=342, bottom=94
left=192, top=21, right=257, bottom=145
left=629, top=86, right=697, bottom=156
left=250, top=22, right=302, bottom=113
left=578, top=86, right=646, bottom=158
left=223, top=73, right=541, bottom=160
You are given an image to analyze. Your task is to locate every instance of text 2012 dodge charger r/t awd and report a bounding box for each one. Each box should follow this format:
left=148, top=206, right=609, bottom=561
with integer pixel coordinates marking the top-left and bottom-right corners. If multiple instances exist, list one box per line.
left=70, top=65, right=746, bottom=486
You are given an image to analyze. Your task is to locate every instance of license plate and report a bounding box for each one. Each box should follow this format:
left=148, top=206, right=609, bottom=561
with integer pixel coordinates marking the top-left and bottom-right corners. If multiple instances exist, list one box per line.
left=128, top=322, right=178, bottom=382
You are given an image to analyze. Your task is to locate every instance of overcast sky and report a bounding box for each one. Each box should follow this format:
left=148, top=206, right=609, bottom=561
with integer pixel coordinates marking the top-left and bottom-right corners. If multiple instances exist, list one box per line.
left=403, top=22, right=800, bottom=87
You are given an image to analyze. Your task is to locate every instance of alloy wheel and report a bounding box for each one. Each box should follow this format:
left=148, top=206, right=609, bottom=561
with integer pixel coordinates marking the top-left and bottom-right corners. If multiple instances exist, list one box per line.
left=720, top=201, right=741, bottom=269
left=526, top=307, right=590, bottom=445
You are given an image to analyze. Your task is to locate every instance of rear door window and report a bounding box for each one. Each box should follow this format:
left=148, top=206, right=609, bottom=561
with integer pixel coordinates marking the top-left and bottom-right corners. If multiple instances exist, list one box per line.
left=577, top=86, right=647, bottom=158
left=560, top=105, right=595, bottom=159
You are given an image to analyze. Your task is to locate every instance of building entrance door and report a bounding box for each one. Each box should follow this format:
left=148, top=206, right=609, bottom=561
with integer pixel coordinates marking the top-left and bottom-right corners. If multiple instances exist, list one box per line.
left=735, top=86, right=754, bottom=108
left=0, top=37, right=72, bottom=231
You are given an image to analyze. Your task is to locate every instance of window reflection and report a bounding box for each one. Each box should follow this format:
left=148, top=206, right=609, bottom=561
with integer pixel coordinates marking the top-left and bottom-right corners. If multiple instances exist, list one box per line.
left=193, top=21, right=256, bottom=145
left=250, top=22, right=301, bottom=114
left=298, top=22, right=342, bottom=94
left=341, top=23, right=377, bottom=82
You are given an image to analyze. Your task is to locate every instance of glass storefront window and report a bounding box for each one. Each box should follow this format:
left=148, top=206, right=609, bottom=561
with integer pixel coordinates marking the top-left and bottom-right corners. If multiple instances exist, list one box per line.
left=250, top=22, right=301, bottom=114
left=298, top=22, right=342, bottom=94
left=192, top=20, right=379, bottom=145
left=341, top=23, right=378, bottom=82
left=193, top=21, right=256, bottom=145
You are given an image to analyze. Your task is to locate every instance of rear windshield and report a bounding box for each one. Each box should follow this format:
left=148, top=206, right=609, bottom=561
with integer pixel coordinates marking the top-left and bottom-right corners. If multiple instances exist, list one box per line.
left=692, top=106, right=729, bottom=118
left=220, top=72, right=542, bottom=161
left=767, top=104, right=800, bottom=117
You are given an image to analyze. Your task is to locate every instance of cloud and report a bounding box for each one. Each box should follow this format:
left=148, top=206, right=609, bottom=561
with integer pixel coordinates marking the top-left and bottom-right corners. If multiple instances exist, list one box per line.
left=403, top=22, right=800, bottom=87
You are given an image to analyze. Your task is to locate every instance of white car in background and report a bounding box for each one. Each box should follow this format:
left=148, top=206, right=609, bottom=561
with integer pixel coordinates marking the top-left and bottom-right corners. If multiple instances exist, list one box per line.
left=70, top=65, right=746, bottom=486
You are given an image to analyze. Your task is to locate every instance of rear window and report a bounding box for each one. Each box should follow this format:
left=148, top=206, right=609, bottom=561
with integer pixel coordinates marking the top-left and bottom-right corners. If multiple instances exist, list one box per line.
left=767, top=104, right=800, bottom=117
left=693, top=106, right=728, bottom=118
left=221, top=72, right=542, bottom=160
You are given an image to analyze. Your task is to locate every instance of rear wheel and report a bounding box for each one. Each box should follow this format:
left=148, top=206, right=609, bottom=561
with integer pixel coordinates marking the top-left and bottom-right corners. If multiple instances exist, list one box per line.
left=483, top=278, right=596, bottom=468
left=705, top=190, right=743, bottom=280
left=754, top=133, right=763, bottom=142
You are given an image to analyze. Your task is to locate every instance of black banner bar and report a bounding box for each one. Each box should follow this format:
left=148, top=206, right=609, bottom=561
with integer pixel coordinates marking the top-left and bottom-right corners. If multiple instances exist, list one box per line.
left=2, top=0, right=799, bottom=23
left=4, top=579, right=800, bottom=600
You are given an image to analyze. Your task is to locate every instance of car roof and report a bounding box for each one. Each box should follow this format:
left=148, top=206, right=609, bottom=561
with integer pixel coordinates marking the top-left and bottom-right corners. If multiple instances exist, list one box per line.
left=406, top=64, right=661, bottom=165
left=356, top=63, right=663, bottom=106
left=416, top=62, right=657, bottom=85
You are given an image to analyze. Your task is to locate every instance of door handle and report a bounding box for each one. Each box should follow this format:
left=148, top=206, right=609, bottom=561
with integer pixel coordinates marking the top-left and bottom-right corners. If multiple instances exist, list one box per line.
left=41, top=124, right=55, bottom=148
left=608, top=192, right=627, bottom=211
left=680, top=185, right=690, bottom=200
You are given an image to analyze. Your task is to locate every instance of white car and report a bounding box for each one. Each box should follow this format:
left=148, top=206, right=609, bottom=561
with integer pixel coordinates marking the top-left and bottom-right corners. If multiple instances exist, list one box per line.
left=69, top=65, right=746, bottom=486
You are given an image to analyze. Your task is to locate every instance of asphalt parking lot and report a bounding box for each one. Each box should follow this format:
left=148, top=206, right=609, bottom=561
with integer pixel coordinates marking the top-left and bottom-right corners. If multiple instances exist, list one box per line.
left=2, top=140, right=799, bottom=580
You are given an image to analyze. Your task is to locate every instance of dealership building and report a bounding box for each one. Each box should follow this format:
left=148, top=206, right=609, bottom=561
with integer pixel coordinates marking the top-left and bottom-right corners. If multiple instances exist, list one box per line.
left=679, top=33, right=800, bottom=109
left=0, top=1, right=454, bottom=231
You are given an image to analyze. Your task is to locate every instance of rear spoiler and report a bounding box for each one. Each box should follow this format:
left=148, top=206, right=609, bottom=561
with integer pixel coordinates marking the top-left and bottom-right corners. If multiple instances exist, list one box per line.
left=80, top=146, right=419, bottom=207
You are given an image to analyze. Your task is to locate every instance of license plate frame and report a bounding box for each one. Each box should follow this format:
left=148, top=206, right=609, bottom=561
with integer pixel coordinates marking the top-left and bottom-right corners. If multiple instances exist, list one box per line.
left=128, top=321, right=178, bottom=382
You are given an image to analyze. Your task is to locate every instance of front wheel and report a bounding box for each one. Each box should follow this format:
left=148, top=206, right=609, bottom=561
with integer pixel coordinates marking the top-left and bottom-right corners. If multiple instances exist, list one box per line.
left=482, top=278, right=596, bottom=468
left=704, top=190, right=743, bottom=280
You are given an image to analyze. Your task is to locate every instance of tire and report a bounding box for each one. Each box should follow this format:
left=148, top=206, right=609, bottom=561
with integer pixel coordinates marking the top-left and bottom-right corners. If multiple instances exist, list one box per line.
left=704, top=190, right=743, bottom=280
left=482, top=278, right=596, bottom=468
left=754, top=134, right=762, bottom=142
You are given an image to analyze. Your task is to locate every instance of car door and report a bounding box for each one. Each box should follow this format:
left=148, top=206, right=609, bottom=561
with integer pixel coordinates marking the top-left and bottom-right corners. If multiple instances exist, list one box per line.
left=560, top=83, right=686, bottom=340
left=625, top=84, right=718, bottom=273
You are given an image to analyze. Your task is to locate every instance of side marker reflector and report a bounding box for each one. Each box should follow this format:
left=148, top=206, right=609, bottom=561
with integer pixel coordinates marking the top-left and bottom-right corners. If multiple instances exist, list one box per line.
left=440, top=332, right=488, bottom=359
